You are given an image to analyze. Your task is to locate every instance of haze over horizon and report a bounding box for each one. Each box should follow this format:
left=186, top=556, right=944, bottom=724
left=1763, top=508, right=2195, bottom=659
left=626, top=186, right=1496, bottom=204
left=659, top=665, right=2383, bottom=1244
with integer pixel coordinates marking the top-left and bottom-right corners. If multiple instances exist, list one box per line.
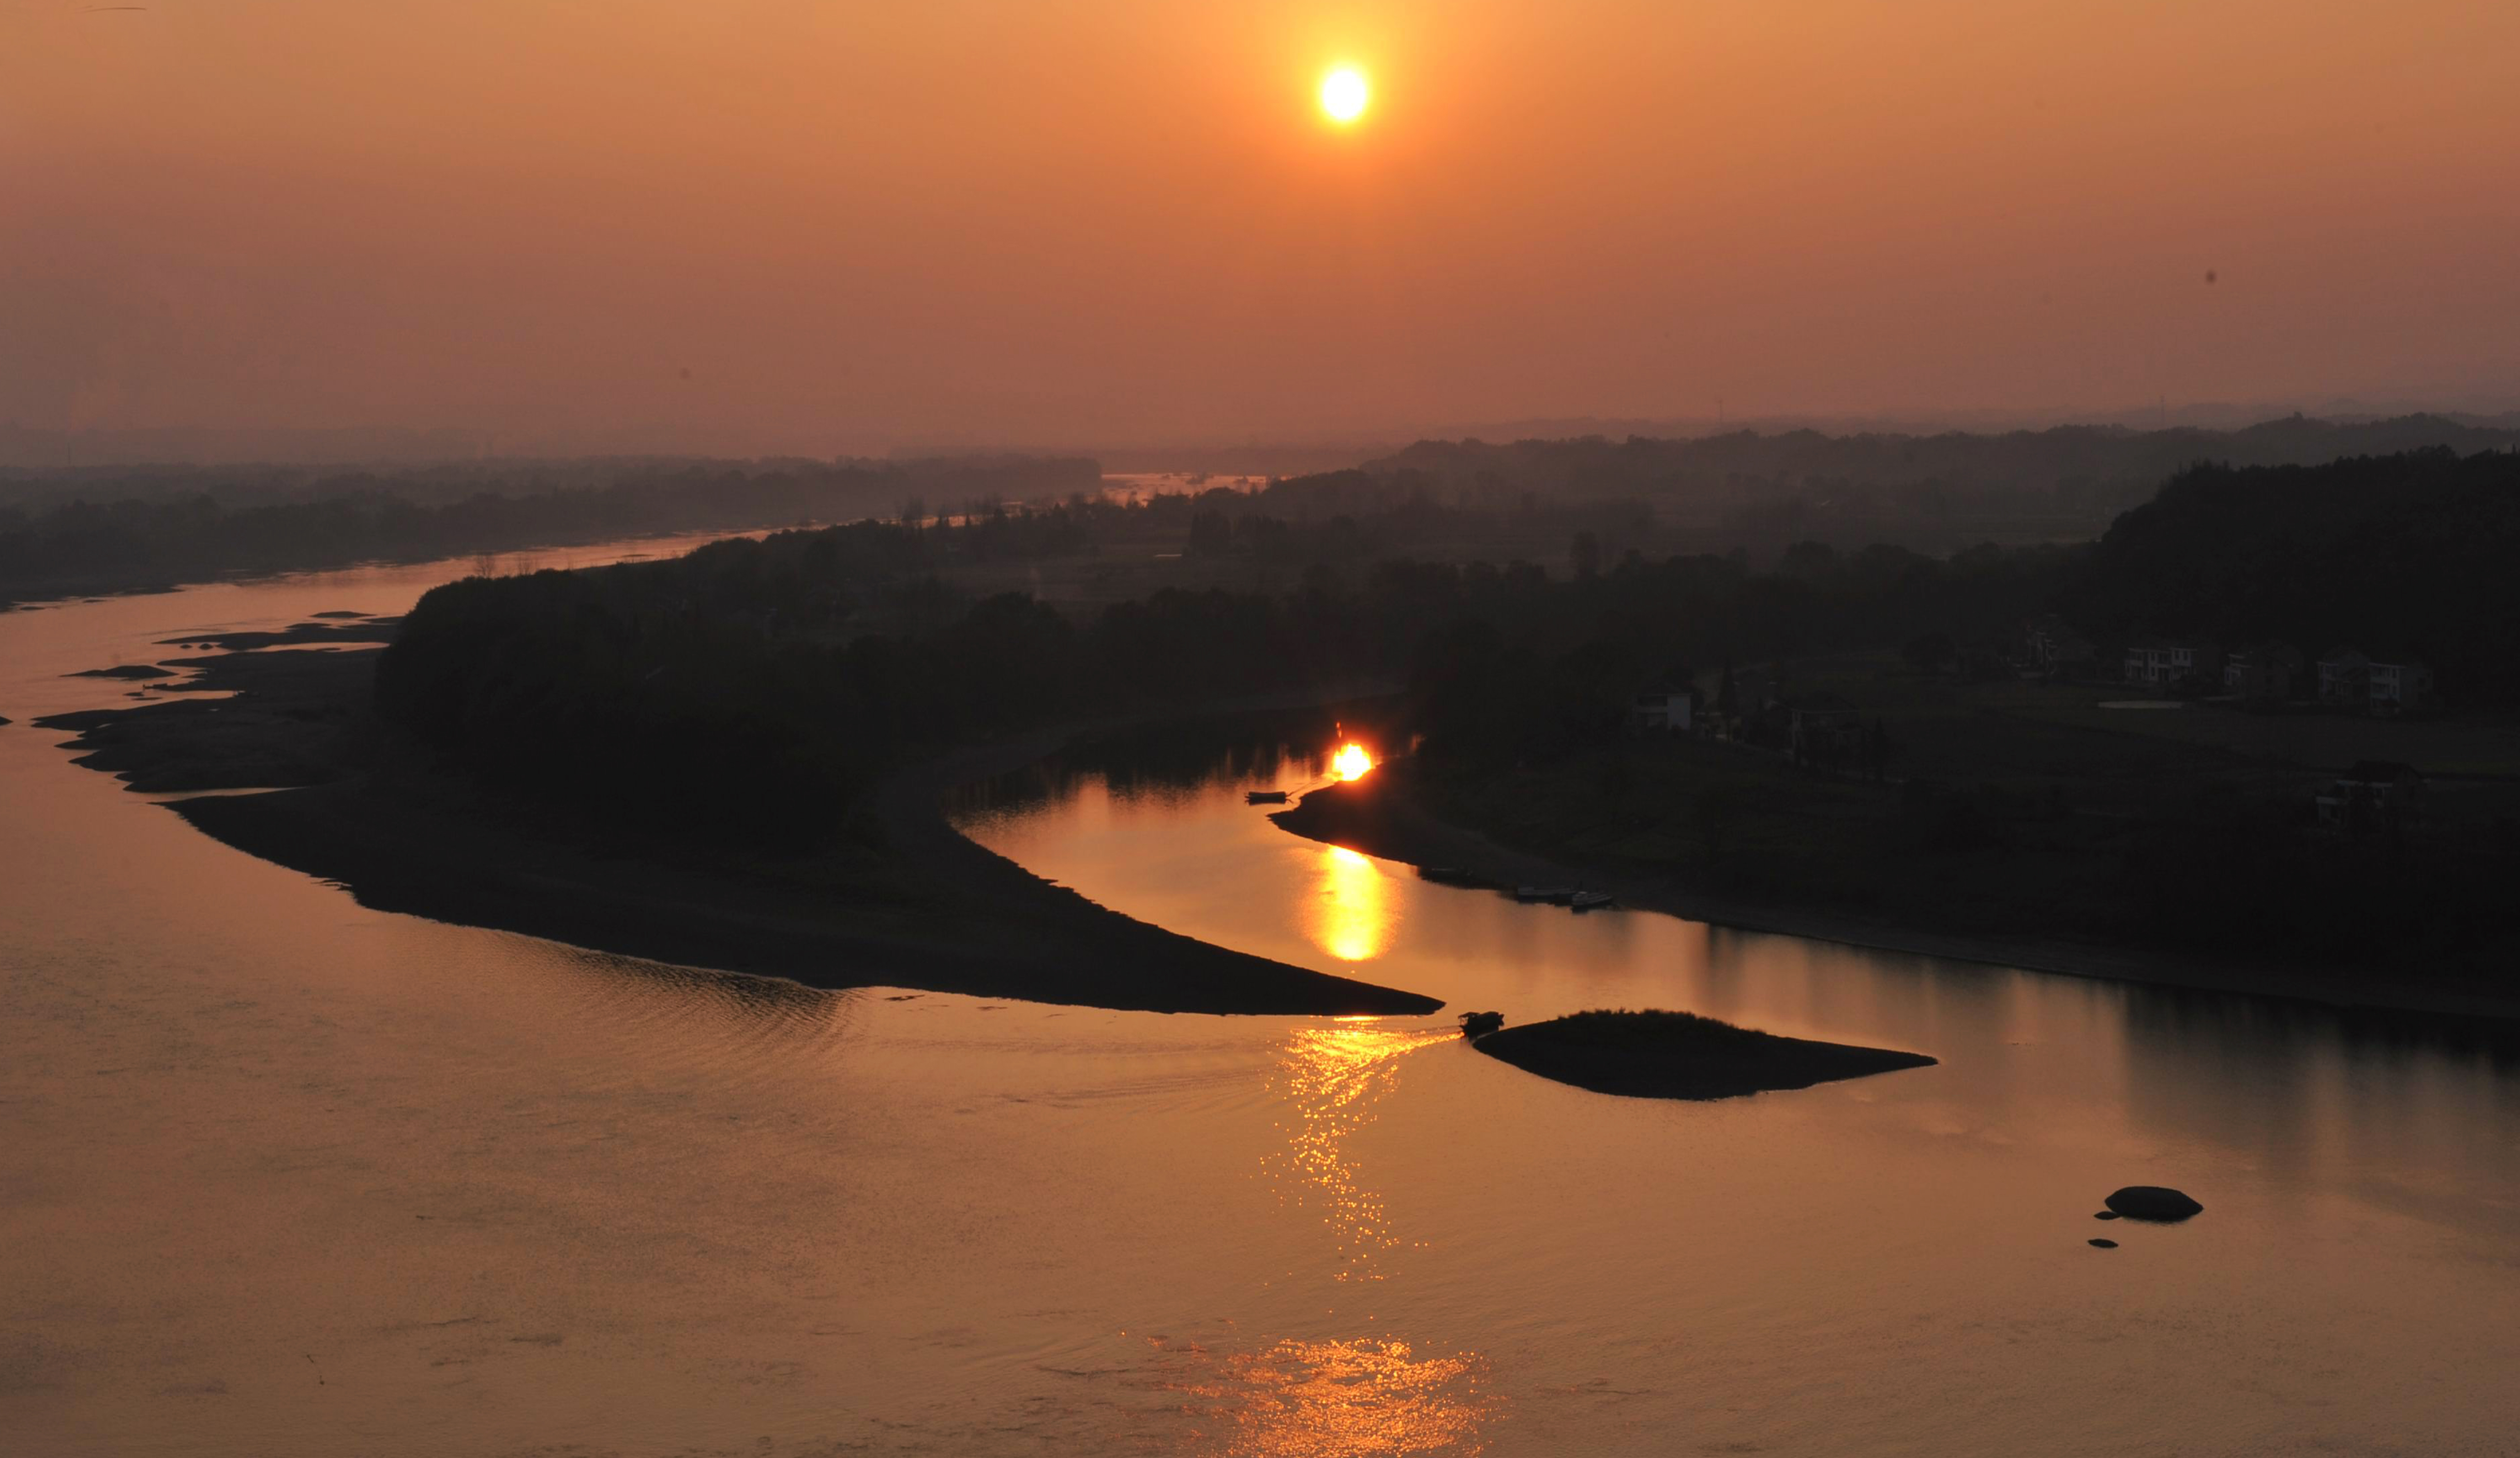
left=8, top=0, right=2518, bottom=460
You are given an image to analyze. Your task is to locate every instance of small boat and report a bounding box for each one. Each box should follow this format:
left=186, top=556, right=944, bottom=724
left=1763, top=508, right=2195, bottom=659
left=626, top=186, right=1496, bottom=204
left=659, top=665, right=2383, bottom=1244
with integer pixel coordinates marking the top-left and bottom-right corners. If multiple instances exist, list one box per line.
left=1570, top=890, right=1616, bottom=910
left=1245, top=789, right=1290, bottom=804
left=1515, top=886, right=1576, bottom=904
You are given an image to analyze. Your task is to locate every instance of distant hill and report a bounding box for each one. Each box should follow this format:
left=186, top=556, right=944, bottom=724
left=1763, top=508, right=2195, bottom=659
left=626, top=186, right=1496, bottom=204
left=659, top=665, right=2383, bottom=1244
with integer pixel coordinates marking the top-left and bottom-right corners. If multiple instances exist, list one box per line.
left=1149, top=415, right=2508, bottom=561
left=1366, top=414, right=2520, bottom=509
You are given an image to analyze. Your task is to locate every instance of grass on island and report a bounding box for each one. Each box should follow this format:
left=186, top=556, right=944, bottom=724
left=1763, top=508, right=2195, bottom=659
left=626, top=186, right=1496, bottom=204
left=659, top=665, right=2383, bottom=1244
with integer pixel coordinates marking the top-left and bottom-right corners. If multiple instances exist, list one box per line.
left=1472, top=1007, right=1936, bottom=1102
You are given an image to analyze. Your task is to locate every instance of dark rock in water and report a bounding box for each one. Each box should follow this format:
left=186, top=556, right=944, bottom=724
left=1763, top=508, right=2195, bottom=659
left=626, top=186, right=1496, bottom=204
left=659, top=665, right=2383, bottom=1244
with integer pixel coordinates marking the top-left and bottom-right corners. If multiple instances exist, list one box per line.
left=2089, top=1238, right=2119, bottom=1249
left=1459, top=1010, right=1504, bottom=1039
left=2105, top=1186, right=2203, bottom=1222
left=2093, top=1211, right=2119, bottom=1220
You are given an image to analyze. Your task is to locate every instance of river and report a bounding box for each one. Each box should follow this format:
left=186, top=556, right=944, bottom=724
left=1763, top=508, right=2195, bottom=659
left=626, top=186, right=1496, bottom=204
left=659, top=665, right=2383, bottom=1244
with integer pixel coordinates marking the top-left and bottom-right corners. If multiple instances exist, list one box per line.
left=3, top=539, right=2515, bottom=1457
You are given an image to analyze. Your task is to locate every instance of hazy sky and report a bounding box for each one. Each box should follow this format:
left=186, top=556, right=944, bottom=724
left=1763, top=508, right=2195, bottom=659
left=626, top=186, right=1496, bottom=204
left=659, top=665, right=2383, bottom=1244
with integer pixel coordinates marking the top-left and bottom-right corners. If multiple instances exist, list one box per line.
left=6, top=0, right=2517, bottom=455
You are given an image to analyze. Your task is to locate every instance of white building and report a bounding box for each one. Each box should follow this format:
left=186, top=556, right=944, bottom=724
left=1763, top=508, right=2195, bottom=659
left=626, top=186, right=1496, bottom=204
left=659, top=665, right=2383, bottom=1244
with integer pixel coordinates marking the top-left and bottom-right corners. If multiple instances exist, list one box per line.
left=1630, top=681, right=1695, bottom=733
left=2367, top=660, right=2435, bottom=712
left=2124, top=639, right=2220, bottom=688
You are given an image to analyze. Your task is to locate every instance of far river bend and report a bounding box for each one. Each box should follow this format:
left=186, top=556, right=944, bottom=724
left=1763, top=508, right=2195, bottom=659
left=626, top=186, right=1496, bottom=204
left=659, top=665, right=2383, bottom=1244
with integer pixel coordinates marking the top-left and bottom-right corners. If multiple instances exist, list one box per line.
left=3, top=535, right=2515, bottom=1457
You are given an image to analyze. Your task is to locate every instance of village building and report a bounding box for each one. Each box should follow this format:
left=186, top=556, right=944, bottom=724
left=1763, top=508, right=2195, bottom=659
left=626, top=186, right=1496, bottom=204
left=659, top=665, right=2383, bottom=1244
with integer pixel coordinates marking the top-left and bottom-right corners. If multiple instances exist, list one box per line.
left=1780, top=692, right=1865, bottom=761
left=2122, top=638, right=2221, bottom=689
left=2317, top=647, right=2371, bottom=705
left=2222, top=642, right=2305, bottom=704
left=2315, top=760, right=2428, bottom=830
left=2367, top=658, right=2436, bottom=713
left=1629, top=672, right=1697, bottom=733
left=2318, top=647, right=2436, bottom=712
left=1706, top=666, right=1776, bottom=741
left=2021, top=615, right=2100, bottom=678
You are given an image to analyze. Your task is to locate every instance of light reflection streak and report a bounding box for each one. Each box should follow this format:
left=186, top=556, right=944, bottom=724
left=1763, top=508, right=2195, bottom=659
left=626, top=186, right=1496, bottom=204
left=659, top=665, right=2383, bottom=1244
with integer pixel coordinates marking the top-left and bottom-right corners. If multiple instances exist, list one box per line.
left=1305, top=845, right=1393, bottom=963
left=1268, top=1023, right=1456, bottom=1281
left=1135, top=1022, right=1497, bottom=1454
left=1153, top=1334, right=1496, bottom=1457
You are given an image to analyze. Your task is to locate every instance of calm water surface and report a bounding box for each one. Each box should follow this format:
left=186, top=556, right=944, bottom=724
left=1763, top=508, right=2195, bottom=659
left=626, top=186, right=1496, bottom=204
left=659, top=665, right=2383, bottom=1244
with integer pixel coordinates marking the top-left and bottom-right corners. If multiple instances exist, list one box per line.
left=4, top=542, right=2516, bottom=1457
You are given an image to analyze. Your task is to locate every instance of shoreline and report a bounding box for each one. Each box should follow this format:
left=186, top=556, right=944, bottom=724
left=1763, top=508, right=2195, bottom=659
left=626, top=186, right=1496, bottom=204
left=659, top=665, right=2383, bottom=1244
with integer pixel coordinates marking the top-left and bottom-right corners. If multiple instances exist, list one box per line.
left=43, top=621, right=2518, bottom=1031
left=38, top=636, right=1441, bottom=1018
left=1273, top=774, right=2520, bottom=1028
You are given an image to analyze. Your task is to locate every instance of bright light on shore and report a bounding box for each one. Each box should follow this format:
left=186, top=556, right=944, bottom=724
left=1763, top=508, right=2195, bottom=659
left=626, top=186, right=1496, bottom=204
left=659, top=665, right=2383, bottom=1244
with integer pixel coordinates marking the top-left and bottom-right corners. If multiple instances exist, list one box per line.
left=1332, top=743, right=1374, bottom=781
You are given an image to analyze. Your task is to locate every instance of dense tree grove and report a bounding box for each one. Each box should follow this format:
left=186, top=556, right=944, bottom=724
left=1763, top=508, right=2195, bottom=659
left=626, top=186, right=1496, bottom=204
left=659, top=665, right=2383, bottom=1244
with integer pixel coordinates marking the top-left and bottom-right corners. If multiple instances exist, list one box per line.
left=2063, top=447, right=2520, bottom=702
left=377, top=517, right=2071, bottom=849
left=378, top=526, right=1380, bottom=848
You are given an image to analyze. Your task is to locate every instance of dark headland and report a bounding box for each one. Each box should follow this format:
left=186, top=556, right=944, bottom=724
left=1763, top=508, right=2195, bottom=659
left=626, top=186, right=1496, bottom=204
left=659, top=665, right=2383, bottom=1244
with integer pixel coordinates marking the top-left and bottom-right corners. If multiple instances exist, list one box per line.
left=37, top=626, right=1439, bottom=1018
left=1472, top=1008, right=1936, bottom=1101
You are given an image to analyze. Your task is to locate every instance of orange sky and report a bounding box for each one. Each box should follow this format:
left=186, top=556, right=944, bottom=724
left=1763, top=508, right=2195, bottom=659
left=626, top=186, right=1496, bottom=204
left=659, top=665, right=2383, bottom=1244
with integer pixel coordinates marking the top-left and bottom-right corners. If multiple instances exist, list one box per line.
left=5, top=0, right=2517, bottom=455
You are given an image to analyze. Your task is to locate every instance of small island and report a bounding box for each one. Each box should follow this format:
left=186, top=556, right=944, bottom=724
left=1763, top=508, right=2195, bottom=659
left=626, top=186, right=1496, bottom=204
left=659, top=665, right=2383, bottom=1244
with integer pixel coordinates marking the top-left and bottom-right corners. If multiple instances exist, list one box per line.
left=1471, top=1008, right=1936, bottom=1101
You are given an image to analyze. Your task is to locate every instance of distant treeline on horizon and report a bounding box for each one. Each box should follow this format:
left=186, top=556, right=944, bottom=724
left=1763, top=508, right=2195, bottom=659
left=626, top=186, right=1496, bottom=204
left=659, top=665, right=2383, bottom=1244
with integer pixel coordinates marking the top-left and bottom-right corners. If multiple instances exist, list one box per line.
left=1350, top=411, right=2520, bottom=522
left=9, top=413, right=2520, bottom=609
left=0, top=455, right=1102, bottom=606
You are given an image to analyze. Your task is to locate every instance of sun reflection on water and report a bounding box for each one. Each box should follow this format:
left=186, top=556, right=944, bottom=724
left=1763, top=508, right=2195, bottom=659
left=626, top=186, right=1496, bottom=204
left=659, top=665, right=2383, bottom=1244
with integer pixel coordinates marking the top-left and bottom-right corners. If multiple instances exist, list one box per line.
left=1155, top=1334, right=1496, bottom=1457
left=1268, top=1022, right=1457, bottom=1281
left=1127, top=1022, right=1493, bottom=1454
left=1306, top=846, right=1394, bottom=962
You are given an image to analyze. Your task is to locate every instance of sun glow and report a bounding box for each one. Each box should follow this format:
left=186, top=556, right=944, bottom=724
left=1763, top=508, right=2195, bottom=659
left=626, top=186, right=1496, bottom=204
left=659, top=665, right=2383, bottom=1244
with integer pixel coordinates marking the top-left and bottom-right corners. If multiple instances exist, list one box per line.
left=1319, top=67, right=1370, bottom=124
left=1331, top=743, right=1374, bottom=782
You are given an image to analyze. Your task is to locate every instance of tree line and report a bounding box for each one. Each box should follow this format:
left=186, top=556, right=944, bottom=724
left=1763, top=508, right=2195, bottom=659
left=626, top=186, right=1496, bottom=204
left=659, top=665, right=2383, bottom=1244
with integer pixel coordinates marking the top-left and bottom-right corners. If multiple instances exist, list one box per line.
left=2061, top=446, right=2520, bottom=702
left=375, top=519, right=2072, bottom=851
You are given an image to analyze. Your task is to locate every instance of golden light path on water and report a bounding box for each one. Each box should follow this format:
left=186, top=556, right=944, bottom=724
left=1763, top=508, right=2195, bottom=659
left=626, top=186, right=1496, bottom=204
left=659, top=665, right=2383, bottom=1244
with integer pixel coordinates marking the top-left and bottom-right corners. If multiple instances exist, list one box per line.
left=1154, top=1334, right=1493, bottom=1458
left=1203, top=1020, right=1493, bottom=1452
left=1268, top=1022, right=1459, bottom=1279
left=1307, top=845, right=1394, bottom=962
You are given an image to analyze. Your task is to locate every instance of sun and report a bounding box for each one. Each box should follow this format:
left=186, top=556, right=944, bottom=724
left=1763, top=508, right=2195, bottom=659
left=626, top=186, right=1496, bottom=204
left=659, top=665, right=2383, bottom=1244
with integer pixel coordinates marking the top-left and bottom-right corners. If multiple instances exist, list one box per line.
left=1319, top=66, right=1370, bottom=125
